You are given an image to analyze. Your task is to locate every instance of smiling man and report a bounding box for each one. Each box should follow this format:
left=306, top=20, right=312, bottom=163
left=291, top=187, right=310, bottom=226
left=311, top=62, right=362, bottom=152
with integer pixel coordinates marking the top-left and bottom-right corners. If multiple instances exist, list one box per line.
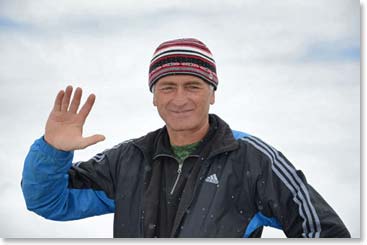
left=21, top=38, right=350, bottom=238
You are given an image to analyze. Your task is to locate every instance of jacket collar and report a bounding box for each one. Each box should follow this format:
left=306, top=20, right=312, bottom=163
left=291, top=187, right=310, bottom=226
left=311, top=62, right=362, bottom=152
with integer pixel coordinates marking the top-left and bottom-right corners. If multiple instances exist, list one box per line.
left=133, top=114, right=239, bottom=160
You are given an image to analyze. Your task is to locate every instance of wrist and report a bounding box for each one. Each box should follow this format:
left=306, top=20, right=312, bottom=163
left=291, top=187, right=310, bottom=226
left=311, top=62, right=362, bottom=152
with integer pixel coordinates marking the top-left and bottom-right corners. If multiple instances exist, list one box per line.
left=39, top=136, right=73, bottom=158
left=42, top=135, right=70, bottom=153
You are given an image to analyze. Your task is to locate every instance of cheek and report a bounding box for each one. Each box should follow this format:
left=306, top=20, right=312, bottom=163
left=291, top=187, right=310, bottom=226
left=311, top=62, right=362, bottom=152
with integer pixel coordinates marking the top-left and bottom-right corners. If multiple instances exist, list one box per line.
left=154, top=97, right=169, bottom=113
left=153, top=94, right=163, bottom=107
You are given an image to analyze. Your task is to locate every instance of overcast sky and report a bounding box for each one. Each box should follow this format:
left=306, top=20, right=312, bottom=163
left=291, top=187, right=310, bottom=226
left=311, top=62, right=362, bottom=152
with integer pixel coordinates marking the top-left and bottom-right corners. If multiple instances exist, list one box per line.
left=0, top=0, right=360, bottom=238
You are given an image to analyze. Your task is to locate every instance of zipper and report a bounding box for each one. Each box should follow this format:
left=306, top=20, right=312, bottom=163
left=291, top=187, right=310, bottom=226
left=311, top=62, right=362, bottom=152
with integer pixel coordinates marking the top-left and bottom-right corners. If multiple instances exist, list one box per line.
left=170, top=160, right=184, bottom=195
left=153, top=153, right=200, bottom=196
left=170, top=158, right=210, bottom=237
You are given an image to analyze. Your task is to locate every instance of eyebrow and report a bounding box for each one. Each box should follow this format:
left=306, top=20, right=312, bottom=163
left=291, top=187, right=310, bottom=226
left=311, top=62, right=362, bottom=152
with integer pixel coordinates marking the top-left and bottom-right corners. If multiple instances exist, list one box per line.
left=185, top=81, right=204, bottom=85
left=157, top=81, right=177, bottom=86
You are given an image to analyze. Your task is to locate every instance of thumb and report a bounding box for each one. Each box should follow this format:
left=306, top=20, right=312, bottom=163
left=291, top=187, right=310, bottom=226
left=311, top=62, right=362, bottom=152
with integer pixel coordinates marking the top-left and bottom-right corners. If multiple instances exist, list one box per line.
left=79, top=134, right=106, bottom=149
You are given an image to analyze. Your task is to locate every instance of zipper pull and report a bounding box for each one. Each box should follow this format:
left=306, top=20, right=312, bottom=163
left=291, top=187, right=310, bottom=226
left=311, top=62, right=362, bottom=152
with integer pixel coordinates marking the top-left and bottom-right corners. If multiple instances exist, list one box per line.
left=177, top=162, right=183, bottom=173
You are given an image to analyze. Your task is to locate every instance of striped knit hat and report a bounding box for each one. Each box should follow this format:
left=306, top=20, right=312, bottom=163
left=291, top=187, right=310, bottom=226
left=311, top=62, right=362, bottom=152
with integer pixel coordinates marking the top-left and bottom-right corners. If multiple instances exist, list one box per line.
left=148, top=38, right=218, bottom=92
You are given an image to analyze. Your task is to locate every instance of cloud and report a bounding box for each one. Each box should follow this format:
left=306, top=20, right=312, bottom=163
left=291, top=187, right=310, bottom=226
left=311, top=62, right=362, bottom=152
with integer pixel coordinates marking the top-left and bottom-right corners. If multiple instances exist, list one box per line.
left=300, top=40, right=360, bottom=62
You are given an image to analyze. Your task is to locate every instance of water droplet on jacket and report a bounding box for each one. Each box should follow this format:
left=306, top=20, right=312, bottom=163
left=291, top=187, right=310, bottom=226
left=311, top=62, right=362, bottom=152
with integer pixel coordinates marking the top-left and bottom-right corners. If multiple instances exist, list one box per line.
left=202, top=207, right=206, bottom=211
left=231, top=195, right=235, bottom=199
left=210, top=214, right=214, bottom=218
left=239, top=210, right=244, bottom=214
left=144, top=165, right=152, bottom=172
left=186, top=209, right=191, bottom=214
left=273, top=202, right=278, bottom=208
left=148, top=223, right=156, bottom=229
left=258, top=205, right=263, bottom=210
left=246, top=170, right=251, bottom=176
left=180, top=225, right=184, bottom=230
left=217, top=184, right=220, bottom=188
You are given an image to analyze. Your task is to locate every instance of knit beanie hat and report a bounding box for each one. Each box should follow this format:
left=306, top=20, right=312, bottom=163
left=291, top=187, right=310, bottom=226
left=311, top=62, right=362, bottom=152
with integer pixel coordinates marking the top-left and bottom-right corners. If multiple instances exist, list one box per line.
left=148, top=38, right=218, bottom=92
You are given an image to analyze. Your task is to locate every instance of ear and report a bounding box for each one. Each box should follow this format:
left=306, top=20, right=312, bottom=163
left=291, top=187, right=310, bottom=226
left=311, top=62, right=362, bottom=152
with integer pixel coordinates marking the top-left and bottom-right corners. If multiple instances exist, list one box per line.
left=210, top=91, right=215, bottom=105
left=153, top=93, right=157, bottom=107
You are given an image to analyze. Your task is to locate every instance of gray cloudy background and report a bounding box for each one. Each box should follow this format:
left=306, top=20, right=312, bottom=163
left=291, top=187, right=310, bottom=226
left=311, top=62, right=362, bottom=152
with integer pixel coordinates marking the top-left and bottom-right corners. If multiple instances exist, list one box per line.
left=0, top=0, right=360, bottom=238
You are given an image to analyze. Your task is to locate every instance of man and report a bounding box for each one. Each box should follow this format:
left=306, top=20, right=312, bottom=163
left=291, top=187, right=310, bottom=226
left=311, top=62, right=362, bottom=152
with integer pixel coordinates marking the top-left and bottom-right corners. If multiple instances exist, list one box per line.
left=22, top=38, right=350, bottom=238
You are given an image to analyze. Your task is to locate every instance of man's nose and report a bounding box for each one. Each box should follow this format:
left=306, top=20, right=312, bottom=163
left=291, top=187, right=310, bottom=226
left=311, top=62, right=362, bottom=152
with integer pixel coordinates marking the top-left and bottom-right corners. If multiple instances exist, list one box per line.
left=171, top=87, right=188, bottom=106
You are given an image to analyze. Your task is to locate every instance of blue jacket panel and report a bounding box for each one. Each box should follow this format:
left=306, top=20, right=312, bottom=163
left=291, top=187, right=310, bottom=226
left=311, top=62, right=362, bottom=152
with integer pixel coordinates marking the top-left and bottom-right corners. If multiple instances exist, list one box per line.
left=21, top=137, right=115, bottom=221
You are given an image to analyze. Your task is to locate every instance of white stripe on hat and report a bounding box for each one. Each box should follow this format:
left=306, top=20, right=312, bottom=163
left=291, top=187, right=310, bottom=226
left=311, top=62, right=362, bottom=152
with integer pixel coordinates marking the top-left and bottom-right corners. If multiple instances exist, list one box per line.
left=152, top=46, right=214, bottom=63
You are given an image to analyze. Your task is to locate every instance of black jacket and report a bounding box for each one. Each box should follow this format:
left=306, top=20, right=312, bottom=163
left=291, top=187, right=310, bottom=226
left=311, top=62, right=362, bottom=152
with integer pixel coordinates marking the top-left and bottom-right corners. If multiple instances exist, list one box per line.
left=23, top=114, right=351, bottom=238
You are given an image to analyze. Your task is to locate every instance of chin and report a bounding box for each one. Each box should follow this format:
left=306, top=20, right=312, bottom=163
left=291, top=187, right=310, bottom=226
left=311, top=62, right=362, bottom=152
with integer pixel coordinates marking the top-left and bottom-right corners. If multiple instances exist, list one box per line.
left=167, top=121, right=194, bottom=131
left=165, top=117, right=198, bottom=132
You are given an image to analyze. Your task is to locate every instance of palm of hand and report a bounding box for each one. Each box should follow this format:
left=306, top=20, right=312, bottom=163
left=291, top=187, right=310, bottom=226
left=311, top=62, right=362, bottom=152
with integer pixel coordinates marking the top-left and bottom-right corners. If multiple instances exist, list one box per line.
left=44, top=86, right=105, bottom=151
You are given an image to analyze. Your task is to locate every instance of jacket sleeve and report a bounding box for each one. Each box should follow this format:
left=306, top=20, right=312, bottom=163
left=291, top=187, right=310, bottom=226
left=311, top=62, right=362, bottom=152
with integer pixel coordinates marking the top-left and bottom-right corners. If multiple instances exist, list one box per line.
left=21, top=136, right=115, bottom=221
left=241, top=135, right=351, bottom=238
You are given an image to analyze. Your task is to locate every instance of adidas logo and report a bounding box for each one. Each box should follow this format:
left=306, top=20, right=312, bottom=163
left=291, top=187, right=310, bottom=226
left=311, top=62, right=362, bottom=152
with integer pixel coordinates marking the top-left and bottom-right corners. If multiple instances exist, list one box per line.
left=205, top=174, right=219, bottom=185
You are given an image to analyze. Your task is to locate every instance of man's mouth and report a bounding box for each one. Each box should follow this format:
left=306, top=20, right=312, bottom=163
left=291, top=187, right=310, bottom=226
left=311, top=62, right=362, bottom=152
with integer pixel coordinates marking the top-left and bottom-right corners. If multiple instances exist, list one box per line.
left=170, top=109, right=194, bottom=115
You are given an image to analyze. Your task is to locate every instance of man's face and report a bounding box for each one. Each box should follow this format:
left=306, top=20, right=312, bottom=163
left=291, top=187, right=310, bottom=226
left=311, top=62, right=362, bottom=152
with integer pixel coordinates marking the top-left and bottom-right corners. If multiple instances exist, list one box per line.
left=153, top=75, right=215, bottom=133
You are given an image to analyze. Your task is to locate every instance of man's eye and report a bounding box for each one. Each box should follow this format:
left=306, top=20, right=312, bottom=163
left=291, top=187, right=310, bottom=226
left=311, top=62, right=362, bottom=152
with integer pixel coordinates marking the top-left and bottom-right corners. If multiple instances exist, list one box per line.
left=160, top=87, right=174, bottom=91
left=188, top=85, right=201, bottom=90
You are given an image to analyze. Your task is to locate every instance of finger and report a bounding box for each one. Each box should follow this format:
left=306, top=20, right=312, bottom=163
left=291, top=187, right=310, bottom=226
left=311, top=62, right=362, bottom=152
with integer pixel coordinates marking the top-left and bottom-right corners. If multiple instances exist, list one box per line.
left=61, top=85, right=73, bottom=112
left=79, top=134, right=106, bottom=149
left=53, top=90, right=65, bottom=112
left=78, top=93, right=96, bottom=124
left=69, top=87, right=82, bottom=113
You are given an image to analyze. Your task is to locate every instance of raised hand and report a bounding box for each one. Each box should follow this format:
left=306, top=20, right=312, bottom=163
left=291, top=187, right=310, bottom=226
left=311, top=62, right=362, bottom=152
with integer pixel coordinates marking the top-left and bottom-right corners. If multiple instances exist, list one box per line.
left=44, top=85, right=105, bottom=151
